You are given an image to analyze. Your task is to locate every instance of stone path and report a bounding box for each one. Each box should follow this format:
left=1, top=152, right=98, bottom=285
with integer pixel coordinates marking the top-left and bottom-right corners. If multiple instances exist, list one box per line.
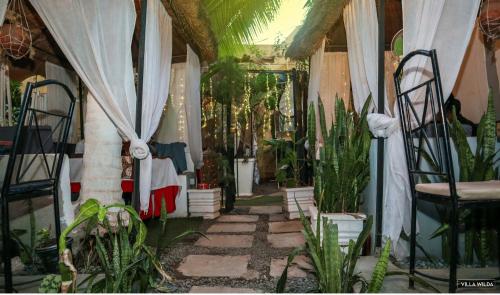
left=165, top=205, right=315, bottom=293
left=157, top=204, right=500, bottom=293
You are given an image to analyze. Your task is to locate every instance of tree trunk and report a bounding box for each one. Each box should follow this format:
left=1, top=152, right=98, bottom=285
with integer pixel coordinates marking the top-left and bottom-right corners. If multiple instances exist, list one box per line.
left=80, top=94, right=123, bottom=205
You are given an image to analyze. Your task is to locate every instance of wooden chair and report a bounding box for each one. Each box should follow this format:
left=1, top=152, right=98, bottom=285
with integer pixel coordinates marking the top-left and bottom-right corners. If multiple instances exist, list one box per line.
left=394, top=49, right=500, bottom=293
left=1, top=80, right=75, bottom=292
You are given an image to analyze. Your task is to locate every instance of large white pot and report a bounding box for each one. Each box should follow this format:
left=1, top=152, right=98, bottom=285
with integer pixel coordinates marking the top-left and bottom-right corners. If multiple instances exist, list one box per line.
left=282, top=186, right=314, bottom=219
left=188, top=188, right=221, bottom=219
left=234, top=158, right=255, bottom=197
left=309, top=205, right=366, bottom=247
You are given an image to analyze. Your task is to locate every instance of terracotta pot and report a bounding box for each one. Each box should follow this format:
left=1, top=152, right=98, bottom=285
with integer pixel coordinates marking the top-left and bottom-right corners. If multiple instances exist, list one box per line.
left=479, top=0, right=500, bottom=40
left=0, top=23, right=31, bottom=59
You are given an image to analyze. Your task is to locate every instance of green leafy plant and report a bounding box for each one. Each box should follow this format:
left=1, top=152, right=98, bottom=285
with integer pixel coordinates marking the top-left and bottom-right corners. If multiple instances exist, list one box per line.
left=10, top=199, right=37, bottom=267
left=36, top=227, right=52, bottom=247
left=277, top=204, right=391, bottom=293
left=54, top=199, right=170, bottom=293
left=277, top=203, right=440, bottom=293
left=430, top=90, right=499, bottom=266
left=309, top=96, right=371, bottom=213
left=216, top=153, right=235, bottom=188
left=265, top=134, right=305, bottom=188
left=39, top=274, right=61, bottom=293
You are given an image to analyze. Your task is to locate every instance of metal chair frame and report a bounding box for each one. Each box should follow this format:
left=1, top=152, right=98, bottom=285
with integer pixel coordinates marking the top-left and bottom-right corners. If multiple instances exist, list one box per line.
left=1, top=80, right=75, bottom=292
left=394, top=49, right=500, bottom=293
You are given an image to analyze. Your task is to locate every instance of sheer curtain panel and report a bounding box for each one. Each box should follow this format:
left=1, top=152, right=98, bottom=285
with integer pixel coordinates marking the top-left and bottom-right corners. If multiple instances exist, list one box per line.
left=185, top=45, right=203, bottom=169
left=32, top=0, right=174, bottom=210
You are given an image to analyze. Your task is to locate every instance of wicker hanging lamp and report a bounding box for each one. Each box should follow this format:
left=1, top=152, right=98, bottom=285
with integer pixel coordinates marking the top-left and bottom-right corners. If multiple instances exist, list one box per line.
left=0, top=0, right=32, bottom=60
left=479, top=0, right=500, bottom=41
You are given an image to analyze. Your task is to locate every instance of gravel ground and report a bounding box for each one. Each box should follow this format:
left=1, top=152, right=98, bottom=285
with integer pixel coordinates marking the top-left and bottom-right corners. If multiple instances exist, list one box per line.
left=158, top=206, right=318, bottom=293
left=394, top=257, right=497, bottom=270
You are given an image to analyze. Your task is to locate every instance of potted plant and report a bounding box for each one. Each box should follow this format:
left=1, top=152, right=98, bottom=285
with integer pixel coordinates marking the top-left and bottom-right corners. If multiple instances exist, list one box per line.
left=307, top=96, right=371, bottom=246
left=265, top=134, right=314, bottom=219
left=34, top=227, right=73, bottom=273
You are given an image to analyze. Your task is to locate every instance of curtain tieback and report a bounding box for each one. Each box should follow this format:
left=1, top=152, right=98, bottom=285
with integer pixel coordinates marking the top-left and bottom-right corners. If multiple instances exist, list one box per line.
left=130, top=138, right=149, bottom=160
left=367, top=113, right=399, bottom=138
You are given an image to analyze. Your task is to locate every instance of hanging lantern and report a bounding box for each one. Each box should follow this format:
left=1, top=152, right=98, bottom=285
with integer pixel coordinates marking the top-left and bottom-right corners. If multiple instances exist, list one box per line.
left=479, top=0, right=500, bottom=41
left=0, top=0, right=32, bottom=60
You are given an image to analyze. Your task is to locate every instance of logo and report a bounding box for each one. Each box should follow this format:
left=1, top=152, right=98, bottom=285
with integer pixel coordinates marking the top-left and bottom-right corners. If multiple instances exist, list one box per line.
left=457, top=279, right=495, bottom=289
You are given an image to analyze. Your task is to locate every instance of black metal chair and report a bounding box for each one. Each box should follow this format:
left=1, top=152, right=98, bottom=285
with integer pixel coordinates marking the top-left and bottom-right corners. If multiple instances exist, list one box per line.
left=394, top=49, right=500, bottom=293
left=1, top=80, right=75, bottom=292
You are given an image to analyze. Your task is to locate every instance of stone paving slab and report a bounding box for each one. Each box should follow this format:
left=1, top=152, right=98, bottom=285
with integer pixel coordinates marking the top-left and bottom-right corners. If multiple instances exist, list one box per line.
left=249, top=206, right=282, bottom=215
left=217, top=214, right=259, bottom=223
left=270, top=255, right=314, bottom=278
left=190, top=286, right=260, bottom=293
left=207, top=223, right=256, bottom=233
left=195, top=234, right=254, bottom=248
left=267, top=232, right=305, bottom=248
left=269, top=214, right=286, bottom=222
left=177, top=255, right=250, bottom=278
left=268, top=220, right=303, bottom=233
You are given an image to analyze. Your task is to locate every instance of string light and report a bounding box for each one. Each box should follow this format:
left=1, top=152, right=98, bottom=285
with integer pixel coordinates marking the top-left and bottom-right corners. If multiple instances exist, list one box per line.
left=281, top=74, right=294, bottom=131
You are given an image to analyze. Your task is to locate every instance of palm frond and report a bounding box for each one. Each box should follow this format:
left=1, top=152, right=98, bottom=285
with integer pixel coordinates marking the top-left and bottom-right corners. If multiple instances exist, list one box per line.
left=203, top=0, right=282, bottom=56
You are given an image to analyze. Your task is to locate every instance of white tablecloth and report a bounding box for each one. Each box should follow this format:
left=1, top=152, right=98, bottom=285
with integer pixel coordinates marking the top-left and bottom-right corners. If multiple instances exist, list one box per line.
left=151, top=158, right=181, bottom=189
left=0, top=154, right=73, bottom=226
left=69, top=157, right=180, bottom=189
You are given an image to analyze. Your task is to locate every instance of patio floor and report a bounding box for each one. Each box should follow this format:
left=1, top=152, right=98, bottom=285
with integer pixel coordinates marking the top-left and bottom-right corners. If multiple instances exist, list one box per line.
left=7, top=204, right=500, bottom=293
left=159, top=204, right=500, bottom=293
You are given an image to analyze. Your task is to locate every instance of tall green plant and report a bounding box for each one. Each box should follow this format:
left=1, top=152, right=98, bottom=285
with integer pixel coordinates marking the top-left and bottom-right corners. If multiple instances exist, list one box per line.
left=277, top=203, right=440, bottom=293
left=430, top=90, right=499, bottom=266
left=277, top=206, right=391, bottom=293
left=265, top=134, right=305, bottom=187
left=309, top=96, right=371, bottom=213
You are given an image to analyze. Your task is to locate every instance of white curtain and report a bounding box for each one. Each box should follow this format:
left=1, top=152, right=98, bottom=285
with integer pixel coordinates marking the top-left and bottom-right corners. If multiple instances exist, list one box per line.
left=453, top=24, right=489, bottom=124
left=344, top=0, right=388, bottom=114
left=390, top=0, right=479, bottom=247
left=139, top=0, right=172, bottom=211
left=185, top=45, right=203, bottom=169
left=31, top=0, right=173, bottom=211
left=343, top=0, right=480, bottom=258
left=307, top=38, right=325, bottom=145
left=156, top=63, right=188, bottom=144
left=319, top=52, right=351, bottom=126
left=45, top=62, right=78, bottom=143
left=0, top=0, right=7, bottom=25
left=0, top=64, right=12, bottom=126
left=401, top=1, right=480, bottom=103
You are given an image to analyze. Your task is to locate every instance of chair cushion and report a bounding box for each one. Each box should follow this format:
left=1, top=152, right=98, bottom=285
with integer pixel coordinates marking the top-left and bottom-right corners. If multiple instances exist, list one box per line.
left=415, top=180, right=500, bottom=200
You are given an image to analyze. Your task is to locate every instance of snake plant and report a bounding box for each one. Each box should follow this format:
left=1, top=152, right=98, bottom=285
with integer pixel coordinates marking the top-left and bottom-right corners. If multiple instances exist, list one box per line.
left=430, top=90, right=499, bottom=266
left=309, top=96, right=371, bottom=213
left=276, top=203, right=391, bottom=293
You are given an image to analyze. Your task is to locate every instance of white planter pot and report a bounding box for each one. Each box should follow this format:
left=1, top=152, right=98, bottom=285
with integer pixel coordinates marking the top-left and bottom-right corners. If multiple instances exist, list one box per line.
left=309, top=205, right=366, bottom=247
left=282, top=186, right=314, bottom=219
left=234, top=158, right=255, bottom=197
left=188, top=188, right=221, bottom=219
